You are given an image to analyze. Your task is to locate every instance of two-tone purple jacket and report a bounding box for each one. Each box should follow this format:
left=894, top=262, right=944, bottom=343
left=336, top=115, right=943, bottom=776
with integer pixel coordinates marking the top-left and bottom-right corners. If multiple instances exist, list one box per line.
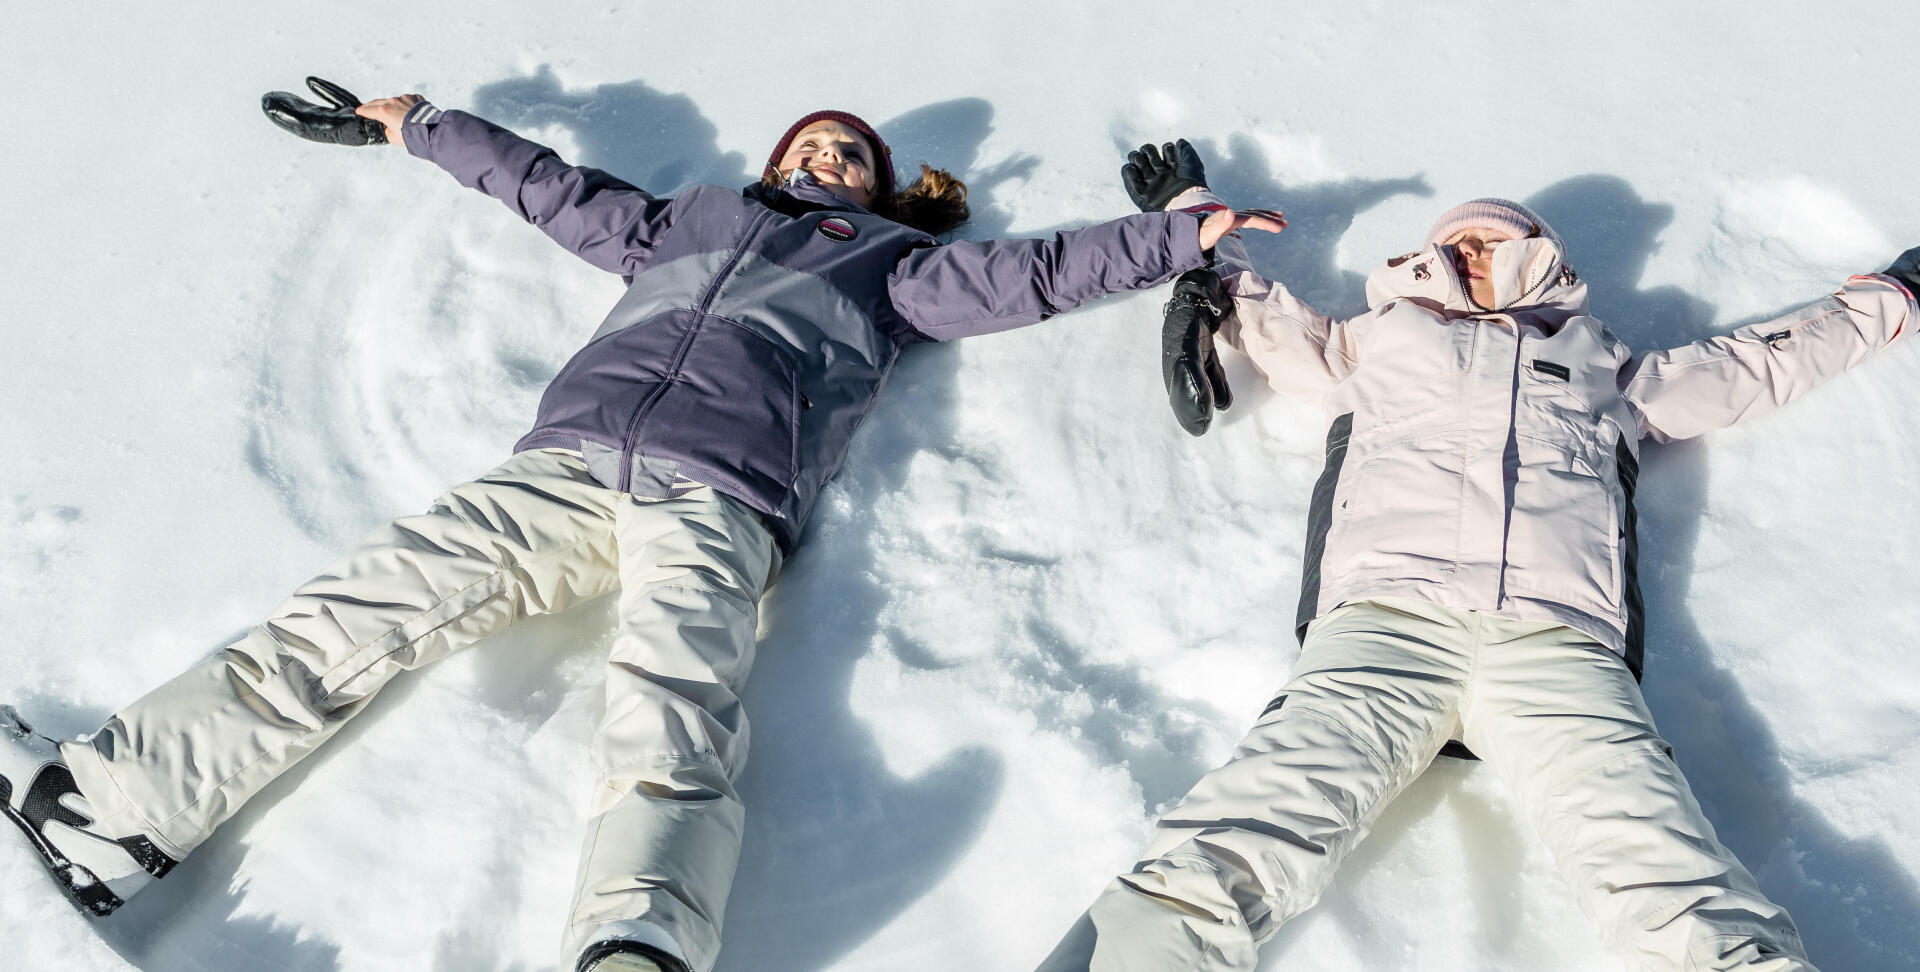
left=400, top=104, right=1206, bottom=551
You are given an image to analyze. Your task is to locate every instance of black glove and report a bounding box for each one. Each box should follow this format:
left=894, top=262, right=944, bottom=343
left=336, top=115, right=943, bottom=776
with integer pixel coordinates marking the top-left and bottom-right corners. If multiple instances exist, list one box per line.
left=1884, top=246, right=1920, bottom=297
left=1123, top=139, right=1208, bottom=212
left=1162, top=269, right=1235, bottom=436
left=261, top=77, right=388, bottom=146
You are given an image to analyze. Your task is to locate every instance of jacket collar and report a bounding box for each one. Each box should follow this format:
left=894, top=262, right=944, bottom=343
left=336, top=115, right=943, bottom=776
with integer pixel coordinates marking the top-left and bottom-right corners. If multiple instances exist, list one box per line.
left=745, top=170, right=880, bottom=218
left=1364, top=236, right=1590, bottom=329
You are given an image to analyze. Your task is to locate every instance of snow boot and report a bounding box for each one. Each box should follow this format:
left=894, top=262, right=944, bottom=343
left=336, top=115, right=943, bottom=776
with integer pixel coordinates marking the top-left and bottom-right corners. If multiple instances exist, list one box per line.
left=0, top=705, right=176, bottom=916
left=577, top=940, right=687, bottom=972
left=584, top=953, right=664, bottom=972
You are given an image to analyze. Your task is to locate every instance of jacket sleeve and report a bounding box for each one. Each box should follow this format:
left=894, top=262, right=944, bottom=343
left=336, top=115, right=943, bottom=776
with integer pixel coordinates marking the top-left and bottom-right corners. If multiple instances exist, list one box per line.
left=401, top=102, right=675, bottom=278
left=884, top=210, right=1208, bottom=341
left=1621, top=274, right=1915, bottom=442
left=1171, top=188, right=1359, bottom=400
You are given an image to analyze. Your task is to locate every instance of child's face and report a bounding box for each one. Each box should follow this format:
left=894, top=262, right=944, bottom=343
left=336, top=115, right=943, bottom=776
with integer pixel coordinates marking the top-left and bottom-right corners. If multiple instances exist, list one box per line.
left=777, top=121, right=880, bottom=209
left=1443, top=226, right=1515, bottom=310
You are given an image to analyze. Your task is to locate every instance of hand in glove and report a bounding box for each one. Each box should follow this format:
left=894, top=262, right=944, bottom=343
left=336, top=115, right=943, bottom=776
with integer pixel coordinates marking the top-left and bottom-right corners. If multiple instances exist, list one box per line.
left=261, top=77, right=394, bottom=146
left=1163, top=269, right=1236, bottom=436
left=1123, top=139, right=1209, bottom=212
left=1884, top=246, right=1920, bottom=299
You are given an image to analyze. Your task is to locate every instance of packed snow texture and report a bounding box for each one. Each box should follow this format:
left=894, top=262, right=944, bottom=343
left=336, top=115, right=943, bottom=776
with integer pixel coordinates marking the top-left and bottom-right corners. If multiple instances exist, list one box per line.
left=4, top=3, right=1919, bottom=970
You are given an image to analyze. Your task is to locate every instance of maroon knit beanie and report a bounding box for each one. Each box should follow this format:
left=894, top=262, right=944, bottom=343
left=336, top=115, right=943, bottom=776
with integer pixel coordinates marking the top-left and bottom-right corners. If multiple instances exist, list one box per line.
left=766, top=110, right=895, bottom=200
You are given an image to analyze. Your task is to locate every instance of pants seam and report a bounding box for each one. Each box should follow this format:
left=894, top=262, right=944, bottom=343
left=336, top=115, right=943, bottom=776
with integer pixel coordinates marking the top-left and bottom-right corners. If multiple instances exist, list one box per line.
left=1284, top=704, right=1396, bottom=773
left=70, top=742, right=178, bottom=856
left=631, top=583, right=757, bottom=622
left=317, top=513, right=617, bottom=692
left=1454, top=609, right=1486, bottom=749
left=148, top=508, right=613, bottom=834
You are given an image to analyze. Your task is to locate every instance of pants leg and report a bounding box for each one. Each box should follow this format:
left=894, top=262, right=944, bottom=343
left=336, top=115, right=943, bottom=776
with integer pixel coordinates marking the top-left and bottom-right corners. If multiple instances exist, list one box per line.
left=562, top=481, right=780, bottom=972
left=61, top=449, right=622, bottom=858
left=1461, top=620, right=1815, bottom=972
left=1038, top=598, right=1474, bottom=972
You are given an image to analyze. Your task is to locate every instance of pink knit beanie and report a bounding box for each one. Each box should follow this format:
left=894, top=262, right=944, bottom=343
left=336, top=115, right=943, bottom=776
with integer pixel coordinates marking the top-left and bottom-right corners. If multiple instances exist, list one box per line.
left=1426, top=198, right=1544, bottom=248
left=766, top=110, right=895, bottom=199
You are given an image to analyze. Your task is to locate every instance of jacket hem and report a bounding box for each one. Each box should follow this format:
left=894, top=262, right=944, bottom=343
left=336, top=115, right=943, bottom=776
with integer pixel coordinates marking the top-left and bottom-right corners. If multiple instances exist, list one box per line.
left=513, top=432, right=800, bottom=553
left=1316, top=583, right=1628, bottom=658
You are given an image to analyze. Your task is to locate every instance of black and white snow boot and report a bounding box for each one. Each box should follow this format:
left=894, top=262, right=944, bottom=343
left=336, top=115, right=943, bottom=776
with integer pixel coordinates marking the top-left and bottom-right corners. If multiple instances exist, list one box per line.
left=584, top=953, right=665, bottom=972
left=577, top=940, right=688, bottom=972
left=1, top=705, right=176, bottom=917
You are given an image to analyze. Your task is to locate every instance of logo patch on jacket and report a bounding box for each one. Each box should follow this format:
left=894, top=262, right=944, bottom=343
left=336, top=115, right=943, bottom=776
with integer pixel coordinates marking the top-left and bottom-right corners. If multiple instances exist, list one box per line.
left=818, top=217, right=859, bottom=242
left=1531, top=359, right=1571, bottom=381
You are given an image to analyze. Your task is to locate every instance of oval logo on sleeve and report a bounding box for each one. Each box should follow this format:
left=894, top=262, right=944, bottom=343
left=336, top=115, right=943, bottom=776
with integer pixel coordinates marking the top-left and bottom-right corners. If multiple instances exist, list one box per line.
left=818, top=217, right=859, bottom=242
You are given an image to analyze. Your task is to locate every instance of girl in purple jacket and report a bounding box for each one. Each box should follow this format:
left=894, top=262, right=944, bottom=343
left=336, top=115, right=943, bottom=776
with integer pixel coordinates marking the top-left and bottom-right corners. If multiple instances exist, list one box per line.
left=0, top=82, right=1278, bottom=972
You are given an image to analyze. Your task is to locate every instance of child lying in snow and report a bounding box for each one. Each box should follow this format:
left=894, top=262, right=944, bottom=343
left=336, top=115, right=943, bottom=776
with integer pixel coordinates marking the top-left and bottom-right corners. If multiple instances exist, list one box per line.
left=0, top=83, right=1282, bottom=972
left=1039, top=140, right=1920, bottom=972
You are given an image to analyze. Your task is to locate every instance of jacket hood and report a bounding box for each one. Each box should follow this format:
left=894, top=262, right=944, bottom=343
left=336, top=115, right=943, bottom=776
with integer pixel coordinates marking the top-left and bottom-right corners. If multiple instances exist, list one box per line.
left=1365, top=202, right=1588, bottom=323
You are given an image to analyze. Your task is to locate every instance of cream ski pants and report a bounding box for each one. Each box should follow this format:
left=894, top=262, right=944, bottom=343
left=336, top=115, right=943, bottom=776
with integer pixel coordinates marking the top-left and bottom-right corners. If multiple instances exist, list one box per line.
left=59, top=449, right=780, bottom=972
left=1038, top=598, right=1813, bottom=972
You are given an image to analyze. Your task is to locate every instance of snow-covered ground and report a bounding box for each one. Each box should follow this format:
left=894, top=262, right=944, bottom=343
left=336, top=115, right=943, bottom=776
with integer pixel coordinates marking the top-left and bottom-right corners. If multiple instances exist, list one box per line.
left=5, top=2, right=1920, bottom=969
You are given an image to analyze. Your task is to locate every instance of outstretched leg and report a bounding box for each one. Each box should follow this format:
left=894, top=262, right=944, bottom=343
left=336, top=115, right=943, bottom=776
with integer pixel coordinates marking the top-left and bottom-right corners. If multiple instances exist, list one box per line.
left=1462, top=622, right=1816, bottom=971
left=562, top=480, right=780, bottom=972
left=59, top=449, right=622, bottom=863
left=1038, top=598, right=1474, bottom=972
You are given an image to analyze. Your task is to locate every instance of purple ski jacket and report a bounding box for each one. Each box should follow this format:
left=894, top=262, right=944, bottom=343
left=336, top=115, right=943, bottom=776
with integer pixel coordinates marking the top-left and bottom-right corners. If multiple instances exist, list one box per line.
left=401, top=103, right=1206, bottom=551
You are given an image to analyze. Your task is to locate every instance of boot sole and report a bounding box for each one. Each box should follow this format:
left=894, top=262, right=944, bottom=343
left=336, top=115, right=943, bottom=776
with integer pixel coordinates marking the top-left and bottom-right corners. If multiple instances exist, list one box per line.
left=1, top=767, right=127, bottom=916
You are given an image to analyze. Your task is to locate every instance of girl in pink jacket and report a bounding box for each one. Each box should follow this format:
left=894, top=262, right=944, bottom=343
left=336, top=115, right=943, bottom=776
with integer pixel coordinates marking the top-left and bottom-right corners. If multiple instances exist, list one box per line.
left=1040, top=142, right=1920, bottom=972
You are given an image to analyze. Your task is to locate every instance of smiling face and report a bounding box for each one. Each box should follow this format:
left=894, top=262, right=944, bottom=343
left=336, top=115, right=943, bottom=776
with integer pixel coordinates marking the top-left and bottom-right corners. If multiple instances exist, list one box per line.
left=1444, top=226, right=1516, bottom=309
left=776, top=120, right=881, bottom=210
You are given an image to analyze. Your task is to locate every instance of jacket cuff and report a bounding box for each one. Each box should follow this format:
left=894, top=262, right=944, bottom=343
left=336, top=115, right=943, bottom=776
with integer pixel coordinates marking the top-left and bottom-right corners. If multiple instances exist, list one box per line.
left=1170, top=210, right=1211, bottom=273
left=401, top=100, right=444, bottom=159
left=1864, top=270, right=1918, bottom=307
left=1168, top=186, right=1229, bottom=214
left=1854, top=272, right=1917, bottom=342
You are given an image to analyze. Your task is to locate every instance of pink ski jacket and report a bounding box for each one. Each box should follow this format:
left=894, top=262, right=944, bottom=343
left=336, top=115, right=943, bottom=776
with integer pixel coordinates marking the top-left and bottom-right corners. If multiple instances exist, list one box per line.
left=1182, top=189, right=1916, bottom=673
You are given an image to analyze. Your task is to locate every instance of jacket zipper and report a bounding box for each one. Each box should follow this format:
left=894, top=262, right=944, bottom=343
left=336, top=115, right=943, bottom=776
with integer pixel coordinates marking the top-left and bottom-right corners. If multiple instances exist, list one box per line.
left=615, top=206, right=777, bottom=491
left=1495, top=324, right=1526, bottom=606
left=695, top=208, right=775, bottom=315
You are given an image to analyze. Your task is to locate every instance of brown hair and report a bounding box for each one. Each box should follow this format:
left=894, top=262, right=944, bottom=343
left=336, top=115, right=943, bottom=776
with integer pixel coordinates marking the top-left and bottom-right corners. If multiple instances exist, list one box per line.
left=880, top=164, right=970, bottom=237
left=760, top=163, right=971, bottom=238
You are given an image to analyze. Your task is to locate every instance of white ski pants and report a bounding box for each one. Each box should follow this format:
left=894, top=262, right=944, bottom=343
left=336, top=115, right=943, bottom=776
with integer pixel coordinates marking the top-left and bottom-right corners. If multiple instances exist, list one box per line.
left=1038, top=597, right=1813, bottom=972
left=60, top=449, right=780, bottom=972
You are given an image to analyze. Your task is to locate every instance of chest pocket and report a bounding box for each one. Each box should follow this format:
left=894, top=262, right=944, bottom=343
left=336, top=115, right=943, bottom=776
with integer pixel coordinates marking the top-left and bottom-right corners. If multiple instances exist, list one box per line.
left=1503, top=321, right=1632, bottom=617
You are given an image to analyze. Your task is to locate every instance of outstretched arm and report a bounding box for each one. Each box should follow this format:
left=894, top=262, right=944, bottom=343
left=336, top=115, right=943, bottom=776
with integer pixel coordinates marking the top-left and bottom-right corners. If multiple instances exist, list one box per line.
left=1622, top=258, right=1917, bottom=441
left=1167, top=187, right=1357, bottom=401
left=356, top=96, right=676, bottom=278
left=885, top=209, right=1272, bottom=340
left=1121, top=140, right=1290, bottom=433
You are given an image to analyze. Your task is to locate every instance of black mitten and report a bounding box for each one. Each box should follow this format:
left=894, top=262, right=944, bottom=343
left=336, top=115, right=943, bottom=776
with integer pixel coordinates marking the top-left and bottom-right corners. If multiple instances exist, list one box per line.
left=1122, top=139, right=1208, bottom=212
left=1162, top=269, right=1236, bottom=436
left=261, top=77, right=388, bottom=146
left=1884, top=246, right=1920, bottom=297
